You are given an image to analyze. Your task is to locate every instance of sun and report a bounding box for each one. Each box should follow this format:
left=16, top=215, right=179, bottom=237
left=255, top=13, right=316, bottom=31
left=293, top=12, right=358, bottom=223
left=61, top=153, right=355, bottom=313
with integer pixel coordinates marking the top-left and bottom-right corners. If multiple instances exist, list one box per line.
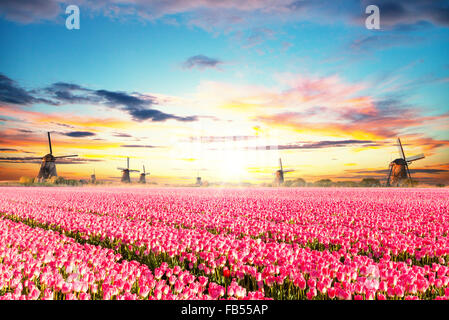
left=219, top=150, right=249, bottom=182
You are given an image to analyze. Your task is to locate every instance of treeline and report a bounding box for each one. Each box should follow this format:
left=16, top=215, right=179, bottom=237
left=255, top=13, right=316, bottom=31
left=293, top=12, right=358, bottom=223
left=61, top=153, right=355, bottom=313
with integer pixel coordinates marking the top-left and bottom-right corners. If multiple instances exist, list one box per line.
left=18, top=176, right=102, bottom=186
left=261, top=178, right=437, bottom=188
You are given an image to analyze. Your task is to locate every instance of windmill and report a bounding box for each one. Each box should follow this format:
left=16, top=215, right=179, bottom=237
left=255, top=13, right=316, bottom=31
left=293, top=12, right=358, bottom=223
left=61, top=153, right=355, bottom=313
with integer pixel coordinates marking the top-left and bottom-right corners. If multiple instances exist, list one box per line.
left=90, top=169, right=96, bottom=184
left=274, top=158, right=293, bottom=186
left=386, top=137, right=425, bottom=187
left=23, top=132, right=78, bottom=182
left=196, top=170, right=202, bottom=186
left=139, top=165, right=150, bottom=184
left=117, top=157, right=139, bottom=183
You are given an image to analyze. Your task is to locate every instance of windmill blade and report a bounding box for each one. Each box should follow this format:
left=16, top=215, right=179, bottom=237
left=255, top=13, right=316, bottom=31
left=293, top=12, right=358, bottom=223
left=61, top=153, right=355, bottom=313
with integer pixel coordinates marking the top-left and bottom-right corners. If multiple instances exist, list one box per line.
left=117, top=167, right=126, bottom=170
left=127, top=157, right=130, bottom=169
left=279, top=158, right=283, bottom=171
left=1, top=156, right=44, bottom=160
left=283, top=169, right=294, bottom=173
left=48, top=132, right=53, bottom=155
left=405, top=153, right=425, bottom=163
left=143, top=165, right=145, bottom=174
left=129, top=169, right=139, bottom=172
left=54, top=155, right=78, bottom=158
left=397, top=137, right=406, bottom=160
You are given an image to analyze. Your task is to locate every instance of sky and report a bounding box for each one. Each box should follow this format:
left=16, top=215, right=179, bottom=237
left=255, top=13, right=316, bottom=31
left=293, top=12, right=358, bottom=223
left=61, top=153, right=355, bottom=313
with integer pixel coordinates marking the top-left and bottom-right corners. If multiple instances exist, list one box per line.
left=0, top=0, right=448, bottom=185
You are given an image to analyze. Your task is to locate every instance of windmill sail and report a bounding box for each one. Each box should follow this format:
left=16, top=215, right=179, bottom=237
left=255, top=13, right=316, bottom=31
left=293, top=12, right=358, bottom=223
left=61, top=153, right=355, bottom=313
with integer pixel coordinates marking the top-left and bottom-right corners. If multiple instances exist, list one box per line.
left=397, top=137, right=406, bottom=160
left=54, top=155, right=78, bottom=158
left=48, top=132, right=53, bottom=155
left=405, top=153, right=425, bottom=163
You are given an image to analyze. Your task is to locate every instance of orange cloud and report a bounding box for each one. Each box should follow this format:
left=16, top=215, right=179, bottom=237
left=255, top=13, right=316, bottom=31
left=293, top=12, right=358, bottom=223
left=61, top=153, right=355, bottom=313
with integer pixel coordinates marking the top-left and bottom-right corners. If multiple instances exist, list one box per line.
left=0, top=104, right=133, bottom=130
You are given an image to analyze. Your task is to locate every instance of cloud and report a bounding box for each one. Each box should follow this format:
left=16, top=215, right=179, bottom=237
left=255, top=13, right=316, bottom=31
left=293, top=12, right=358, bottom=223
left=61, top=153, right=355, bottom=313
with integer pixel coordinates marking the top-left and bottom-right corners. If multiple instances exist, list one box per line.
left=359, top=0, right=449, bottom=28
left=233, top=27, right=277, bottom=48
left=0, top=148, right=18, bottom=152
left=242, top=139, right=381, bottom=151
left=192, top=74, right=449, bottom=151
left=2, top=0, right=449, bottom=32
left=0, top=148, right=35, bottom=154
left=288, top=1, right=449, bottom=29
left=125, top=108, right=197, bottom=122
left=44, top=82, right=98, bottom=105
left=120, top=145, right=159, bottom=148
left=113, top=133, right=133, bottom=138
left=258, top=110, right=449, bottom=143
left=0, top=74, right=56, bottom=106
left=183, top=55, right=223, bottom=70
left=45, top=82, right=198, bottom=122
left=350, top=34, right=424, bottom=52
left=17, top=129, right=33, bottom=133
left=277, top=140, right=380, bottom=149
left=2, top=75, right=199, bottom=123
left=50, top=122, right=76, bottom=128
left=187, top=135, right=259, bottom=143
left=62, top=131, right=96, bottom=138
left=0, top=0, right=61, bottom=23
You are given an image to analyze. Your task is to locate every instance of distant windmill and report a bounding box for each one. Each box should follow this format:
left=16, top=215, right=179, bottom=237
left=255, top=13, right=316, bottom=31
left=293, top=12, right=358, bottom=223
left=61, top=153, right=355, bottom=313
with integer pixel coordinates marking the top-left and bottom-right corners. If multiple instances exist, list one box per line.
left=90, top=169, right=96, bottom=184
left=274, top=158, right=293, bottom=186
left=196, top=171, right=202, bottom=186
left=11, top=132, right=79, bottom=182
left=117, top=157, right=139, bottom=183
left=139, top=165, right=150, bottom=184
left=386, top=137, right=425, bottom=187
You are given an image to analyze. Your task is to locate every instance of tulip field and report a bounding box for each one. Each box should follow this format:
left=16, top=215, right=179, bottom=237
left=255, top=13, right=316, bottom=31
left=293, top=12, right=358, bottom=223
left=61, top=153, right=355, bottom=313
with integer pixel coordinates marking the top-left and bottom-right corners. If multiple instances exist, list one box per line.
left=0, top=186, right=448, bottom=300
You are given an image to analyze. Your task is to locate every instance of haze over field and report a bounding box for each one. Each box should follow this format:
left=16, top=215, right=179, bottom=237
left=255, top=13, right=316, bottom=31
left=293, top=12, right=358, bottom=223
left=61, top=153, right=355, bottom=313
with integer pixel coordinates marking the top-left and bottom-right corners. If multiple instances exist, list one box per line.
left=0, top=1, right=448, bottom=185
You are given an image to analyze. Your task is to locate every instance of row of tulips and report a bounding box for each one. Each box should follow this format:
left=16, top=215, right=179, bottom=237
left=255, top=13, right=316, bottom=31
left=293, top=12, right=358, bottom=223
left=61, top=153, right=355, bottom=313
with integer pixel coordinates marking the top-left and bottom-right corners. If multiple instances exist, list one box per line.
left=0, top=217, right=265, bottom=300
left=2, top=211, right=448, bottom=300
left=1, top=187, right=448, bottom=265
left=0, top=187, right=448, bottom=299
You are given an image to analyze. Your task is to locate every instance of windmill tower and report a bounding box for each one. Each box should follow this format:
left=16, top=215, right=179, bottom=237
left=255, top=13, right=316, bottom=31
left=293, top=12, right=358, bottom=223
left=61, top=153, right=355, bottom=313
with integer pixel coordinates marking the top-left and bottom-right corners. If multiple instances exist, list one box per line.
left=117, top=157, right=139, bottom=183
left=386, top=137, right=425, bottom=187
left=139, top=165, right=150, bottom=184
left=196, top=171, right=202, bottom=186
left=274, top=158, right=293, bottom=186
left=90, top=169, right=96, bottom=184
left=34, top=132, right=78, bottom=182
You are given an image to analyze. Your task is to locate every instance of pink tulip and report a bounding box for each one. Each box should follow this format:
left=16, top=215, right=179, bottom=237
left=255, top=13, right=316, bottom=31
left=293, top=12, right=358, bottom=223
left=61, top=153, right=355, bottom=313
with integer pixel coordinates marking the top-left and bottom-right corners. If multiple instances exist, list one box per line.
left=61, top=282, right=72, bottom=294
left=43, top=289, right=54, bottom=300
left=328, top=287, right=336, bottom=299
